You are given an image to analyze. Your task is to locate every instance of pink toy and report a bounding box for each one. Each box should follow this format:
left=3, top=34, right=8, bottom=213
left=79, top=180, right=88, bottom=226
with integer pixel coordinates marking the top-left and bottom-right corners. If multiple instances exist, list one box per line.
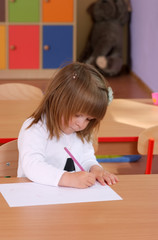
left=152, top=92, right=158, bottom=105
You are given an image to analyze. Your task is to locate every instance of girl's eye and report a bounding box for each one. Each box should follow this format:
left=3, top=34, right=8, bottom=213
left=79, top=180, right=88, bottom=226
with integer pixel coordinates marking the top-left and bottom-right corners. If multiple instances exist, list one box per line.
left=75, top=114, right=81, bottom=118
left=75, top=114, right=94, bottom=121
left=87, top=117, right=95, bottom=121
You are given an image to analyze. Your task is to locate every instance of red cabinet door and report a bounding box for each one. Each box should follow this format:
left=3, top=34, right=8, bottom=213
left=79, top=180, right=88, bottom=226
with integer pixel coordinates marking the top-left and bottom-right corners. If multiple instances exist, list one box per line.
left=9, top=25, right=39, bottom=69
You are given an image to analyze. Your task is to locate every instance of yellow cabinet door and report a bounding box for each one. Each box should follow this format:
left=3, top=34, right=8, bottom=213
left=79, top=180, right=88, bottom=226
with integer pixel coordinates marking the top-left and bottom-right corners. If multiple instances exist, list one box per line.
left=0, top=26, right=6, bottom=69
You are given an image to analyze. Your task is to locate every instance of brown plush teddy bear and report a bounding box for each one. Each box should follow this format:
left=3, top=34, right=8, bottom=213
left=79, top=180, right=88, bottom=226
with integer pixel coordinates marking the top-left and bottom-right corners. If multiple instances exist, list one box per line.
left=79, top=0, right=131, bottom=76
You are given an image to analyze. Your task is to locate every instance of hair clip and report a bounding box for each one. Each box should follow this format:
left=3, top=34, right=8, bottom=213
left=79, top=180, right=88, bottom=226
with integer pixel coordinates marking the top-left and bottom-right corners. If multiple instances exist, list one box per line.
left=107, top=86, right=113, bottom=104
left=72, top=73, right=77, bottom=79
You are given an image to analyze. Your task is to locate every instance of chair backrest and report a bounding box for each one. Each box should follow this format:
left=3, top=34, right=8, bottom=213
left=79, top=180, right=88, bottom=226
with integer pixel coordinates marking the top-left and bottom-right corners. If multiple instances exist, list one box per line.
left=138, top=125, right=158, bottom=174
left=0, top=140, right=18, bottom=177
left=138, top=126, right=158, bottom=155
left=0, top=83, right=43, bottom=100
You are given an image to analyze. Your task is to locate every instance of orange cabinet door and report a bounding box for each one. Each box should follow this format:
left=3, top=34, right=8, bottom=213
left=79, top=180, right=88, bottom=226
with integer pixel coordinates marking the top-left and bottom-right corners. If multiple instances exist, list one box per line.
left=9, top=25, right=39, bottom=69
left=42, top=0, right=73, bottom=23
left=0, top=26, right=6, bottom=69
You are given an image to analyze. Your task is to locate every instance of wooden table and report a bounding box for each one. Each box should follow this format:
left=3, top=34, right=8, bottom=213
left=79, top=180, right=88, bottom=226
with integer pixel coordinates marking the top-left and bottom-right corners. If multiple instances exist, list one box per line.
left=0, top=100, right=41, bottom=143
left=97, top=98, right=158, bottom=155
left=0, top=175, right=158, bottom=240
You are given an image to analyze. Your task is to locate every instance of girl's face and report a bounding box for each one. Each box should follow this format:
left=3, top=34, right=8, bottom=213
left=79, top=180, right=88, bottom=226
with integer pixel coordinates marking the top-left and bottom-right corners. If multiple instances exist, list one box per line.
left=61, top=114, right=94, bottom=135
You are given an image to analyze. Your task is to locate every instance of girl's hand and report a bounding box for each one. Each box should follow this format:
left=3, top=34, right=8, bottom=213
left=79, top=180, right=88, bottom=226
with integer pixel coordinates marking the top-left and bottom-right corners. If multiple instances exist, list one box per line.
left=90, top=165, right=119, bottom=186
left=58, top=171, right=96, bottom=189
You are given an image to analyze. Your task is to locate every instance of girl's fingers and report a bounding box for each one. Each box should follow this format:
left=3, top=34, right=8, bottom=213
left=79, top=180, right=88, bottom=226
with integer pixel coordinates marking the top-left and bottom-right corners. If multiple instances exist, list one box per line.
left=103, top=173, right=119, bottom=185
left=96, top=176, right=106, bottom=186
left=104, top=176, right=112, bottom=185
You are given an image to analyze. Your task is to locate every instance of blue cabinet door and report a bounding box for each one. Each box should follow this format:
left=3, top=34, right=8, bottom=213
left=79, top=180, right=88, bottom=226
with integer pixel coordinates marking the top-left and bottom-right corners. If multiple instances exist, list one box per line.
left=43, top=26, right=73, bottom=69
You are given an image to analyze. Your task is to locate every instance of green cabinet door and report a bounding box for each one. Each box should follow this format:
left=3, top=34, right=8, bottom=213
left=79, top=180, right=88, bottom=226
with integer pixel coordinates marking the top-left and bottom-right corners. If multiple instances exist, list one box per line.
left=9, top=0, right=40, bottom=22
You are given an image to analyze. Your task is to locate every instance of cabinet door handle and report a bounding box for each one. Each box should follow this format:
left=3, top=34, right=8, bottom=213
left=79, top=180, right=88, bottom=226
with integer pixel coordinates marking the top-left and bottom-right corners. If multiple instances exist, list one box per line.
left=10, top=45, right=16, bottom=50
left=43, top=45, right=50, bottom=51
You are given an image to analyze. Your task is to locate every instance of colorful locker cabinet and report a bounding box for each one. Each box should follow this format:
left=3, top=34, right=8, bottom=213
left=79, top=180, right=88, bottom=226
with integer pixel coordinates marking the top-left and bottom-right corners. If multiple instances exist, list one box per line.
left=0, top=0, right=75, bottom=71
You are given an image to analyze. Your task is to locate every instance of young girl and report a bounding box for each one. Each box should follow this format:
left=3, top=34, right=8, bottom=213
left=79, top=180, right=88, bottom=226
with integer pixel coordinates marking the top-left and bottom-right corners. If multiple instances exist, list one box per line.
left=17, top=62, right=118, bottom=188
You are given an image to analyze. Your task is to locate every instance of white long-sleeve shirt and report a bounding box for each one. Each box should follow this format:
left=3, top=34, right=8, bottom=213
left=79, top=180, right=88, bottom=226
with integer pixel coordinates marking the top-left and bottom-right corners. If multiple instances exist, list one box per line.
left=17, top=118, right=101, bottom=186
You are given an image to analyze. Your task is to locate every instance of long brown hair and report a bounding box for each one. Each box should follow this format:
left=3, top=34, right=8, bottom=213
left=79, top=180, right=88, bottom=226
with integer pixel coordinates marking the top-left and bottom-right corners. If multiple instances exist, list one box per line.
left=28, top=62, right=109, bottom=142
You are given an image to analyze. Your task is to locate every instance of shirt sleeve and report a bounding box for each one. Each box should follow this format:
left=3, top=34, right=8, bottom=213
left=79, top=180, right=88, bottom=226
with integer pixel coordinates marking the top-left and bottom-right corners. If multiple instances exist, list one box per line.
left=17, top=119, right=65, bottom=186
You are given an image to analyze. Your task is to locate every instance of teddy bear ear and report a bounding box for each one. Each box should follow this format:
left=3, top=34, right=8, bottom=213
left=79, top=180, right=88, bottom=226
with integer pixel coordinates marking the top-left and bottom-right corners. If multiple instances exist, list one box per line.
left=116, top=0, right=130, bottom=25
left=87, top=2, right=104, bottom=22
left=87, top=3, right=95, bottom=16
left=124, top=0, right=132, bottom=12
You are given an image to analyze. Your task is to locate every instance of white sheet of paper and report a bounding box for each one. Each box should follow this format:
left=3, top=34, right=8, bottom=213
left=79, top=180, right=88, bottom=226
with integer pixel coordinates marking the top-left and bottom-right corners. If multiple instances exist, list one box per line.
left=0, top=182, right=122, bottom=207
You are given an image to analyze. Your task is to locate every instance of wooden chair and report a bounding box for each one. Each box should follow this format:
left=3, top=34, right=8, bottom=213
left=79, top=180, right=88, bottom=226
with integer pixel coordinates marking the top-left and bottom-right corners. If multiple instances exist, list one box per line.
left=0, top=140, right=18, bottom=177
left=0, top=83, right=43, bottom=100
left=138, top=125, right=158, bottom=174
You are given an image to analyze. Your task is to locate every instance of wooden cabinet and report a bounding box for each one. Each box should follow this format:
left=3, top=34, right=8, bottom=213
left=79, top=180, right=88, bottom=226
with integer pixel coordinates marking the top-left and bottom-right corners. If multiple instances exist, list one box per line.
left=0, top=0, right=76, bottom=77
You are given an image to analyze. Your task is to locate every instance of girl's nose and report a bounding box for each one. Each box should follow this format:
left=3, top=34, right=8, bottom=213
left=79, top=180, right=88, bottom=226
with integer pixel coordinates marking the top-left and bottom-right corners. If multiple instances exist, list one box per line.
left=76, top=118, right=86, bottom=129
